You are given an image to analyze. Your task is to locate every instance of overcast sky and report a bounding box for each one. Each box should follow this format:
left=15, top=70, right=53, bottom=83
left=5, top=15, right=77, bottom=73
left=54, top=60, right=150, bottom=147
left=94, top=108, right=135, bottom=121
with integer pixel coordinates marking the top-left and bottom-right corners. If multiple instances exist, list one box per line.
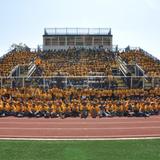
left=0, top=0, right=160, bottom=59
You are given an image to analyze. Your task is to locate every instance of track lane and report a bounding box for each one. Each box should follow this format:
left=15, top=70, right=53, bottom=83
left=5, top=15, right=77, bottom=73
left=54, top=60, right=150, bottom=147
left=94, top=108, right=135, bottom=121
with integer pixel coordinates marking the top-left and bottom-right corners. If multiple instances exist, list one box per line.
left=0, top=116, right=159, bottom=139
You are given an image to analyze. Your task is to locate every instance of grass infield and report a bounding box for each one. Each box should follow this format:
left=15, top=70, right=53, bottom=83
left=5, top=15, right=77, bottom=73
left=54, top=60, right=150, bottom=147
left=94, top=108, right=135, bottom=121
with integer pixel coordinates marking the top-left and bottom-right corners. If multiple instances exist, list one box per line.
left=0, top=139, right=159, bottom=160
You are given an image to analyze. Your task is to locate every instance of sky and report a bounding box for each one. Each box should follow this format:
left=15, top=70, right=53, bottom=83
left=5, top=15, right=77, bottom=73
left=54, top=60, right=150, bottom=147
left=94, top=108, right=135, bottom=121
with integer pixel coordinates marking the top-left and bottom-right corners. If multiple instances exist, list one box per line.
left=0, top=0, right=160, bottom=59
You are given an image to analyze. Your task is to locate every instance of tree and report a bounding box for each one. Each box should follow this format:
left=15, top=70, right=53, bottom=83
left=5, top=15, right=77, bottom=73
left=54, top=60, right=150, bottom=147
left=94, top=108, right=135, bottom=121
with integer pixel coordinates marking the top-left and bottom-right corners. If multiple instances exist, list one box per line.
left=9, top=43, right=30, bottom=52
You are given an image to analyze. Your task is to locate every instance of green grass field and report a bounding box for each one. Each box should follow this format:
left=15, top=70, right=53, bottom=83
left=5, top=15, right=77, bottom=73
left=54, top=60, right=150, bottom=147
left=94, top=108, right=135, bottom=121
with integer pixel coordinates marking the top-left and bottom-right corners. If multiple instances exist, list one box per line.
left=0, top=139, right=159, bottom=160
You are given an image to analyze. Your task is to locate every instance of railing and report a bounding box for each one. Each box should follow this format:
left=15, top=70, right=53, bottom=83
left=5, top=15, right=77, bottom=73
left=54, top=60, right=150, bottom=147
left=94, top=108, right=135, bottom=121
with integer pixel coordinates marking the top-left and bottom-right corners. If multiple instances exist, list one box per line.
left=0, top=76, right=159, bottom=89
left=44, top=28, right=112, bottom=35
left=140, top=48, right=160, bottom=61
left=9, top=65, right=20, bottom=77
left=27, top=64, right=36, bottom=78
left=116, top=55, right=128, bottom=77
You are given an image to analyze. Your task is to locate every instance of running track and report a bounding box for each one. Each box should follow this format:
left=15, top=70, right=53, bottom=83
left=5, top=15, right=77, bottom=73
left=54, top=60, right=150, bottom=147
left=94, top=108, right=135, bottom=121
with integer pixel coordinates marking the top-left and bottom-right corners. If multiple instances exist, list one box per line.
left=0, top=116, right=160, bottom=139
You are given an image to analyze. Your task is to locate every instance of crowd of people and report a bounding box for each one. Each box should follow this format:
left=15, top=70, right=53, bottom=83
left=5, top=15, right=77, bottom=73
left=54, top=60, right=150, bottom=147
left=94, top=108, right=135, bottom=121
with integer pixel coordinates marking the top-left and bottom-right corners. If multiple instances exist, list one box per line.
left=38, top=48, right=116, bottom=76
left=0, top=51, right=37, bottom=76
left=0, top=48, right=160, bottom=119
left=0, top=87, right=159, bottom=118
left=0, top=48, right=160, bottom=78
left=119, top=49, right=160, bottom=77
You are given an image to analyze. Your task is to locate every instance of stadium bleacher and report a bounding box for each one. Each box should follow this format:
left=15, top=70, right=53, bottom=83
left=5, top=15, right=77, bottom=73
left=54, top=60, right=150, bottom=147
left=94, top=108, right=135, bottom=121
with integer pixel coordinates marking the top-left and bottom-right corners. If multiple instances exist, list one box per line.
left=0, top=51, right=37, bottom=76
left=0, top=46, right=159, bottom=118
left=119, top=50, right=160, bottom=76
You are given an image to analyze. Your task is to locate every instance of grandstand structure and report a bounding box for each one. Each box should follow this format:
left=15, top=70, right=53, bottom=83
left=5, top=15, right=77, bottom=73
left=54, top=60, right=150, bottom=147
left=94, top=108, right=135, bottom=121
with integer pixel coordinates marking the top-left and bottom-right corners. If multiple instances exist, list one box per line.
left=43, top=28, right=112, bottom=50
left=0, top=28, right=160, bottom=89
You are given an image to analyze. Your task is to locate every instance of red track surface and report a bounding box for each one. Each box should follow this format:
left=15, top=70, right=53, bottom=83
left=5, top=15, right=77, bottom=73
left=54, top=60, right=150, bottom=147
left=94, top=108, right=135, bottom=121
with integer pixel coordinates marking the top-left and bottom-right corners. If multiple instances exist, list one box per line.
left=0, top=116, right=160, bottom=139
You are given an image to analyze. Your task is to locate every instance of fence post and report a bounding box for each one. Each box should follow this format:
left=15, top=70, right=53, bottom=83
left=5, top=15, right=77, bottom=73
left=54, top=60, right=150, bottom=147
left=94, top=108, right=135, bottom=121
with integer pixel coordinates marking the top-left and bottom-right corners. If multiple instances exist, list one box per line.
left=0, top=78, right=2, bottom=88
left=65, top=77, right=67, bottom=88
left=152, top=77, right=155, bottom=88
left=143, top=77, right=145, bottom=89
left=108, top=77, right=111, bottom=89
left=22, top=77, right=25, bottom=88
left=87, top=77, right=89, bottom=87
left=19, top=66, right=20, bottom=76
left=43, top=78, right=46, bottom=89
left=10, top=78, right=12, bottom=88
left=131, top=77, right=133, bottom=88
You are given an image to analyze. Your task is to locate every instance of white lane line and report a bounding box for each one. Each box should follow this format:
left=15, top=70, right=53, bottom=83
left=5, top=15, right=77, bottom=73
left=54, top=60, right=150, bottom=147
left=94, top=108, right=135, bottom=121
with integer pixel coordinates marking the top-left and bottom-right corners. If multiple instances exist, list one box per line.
left=0, top=137, right=160, bottom=141
left=0, top=134, right=160, bottom=139
left=0, top=121, right=159, bottom=124
left=0, top=117, right=159, bottom=121
left=0, top=127, right=160, bottom=130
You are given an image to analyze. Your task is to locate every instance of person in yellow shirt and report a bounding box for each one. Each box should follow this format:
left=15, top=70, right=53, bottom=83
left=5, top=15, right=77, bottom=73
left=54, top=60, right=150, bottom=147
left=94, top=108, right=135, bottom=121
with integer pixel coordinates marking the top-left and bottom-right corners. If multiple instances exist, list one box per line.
left=35, top=57, right=42, bottom=66
left=25, top=102, right=31, bottom=117
left=43, top=103, right=50, bottom=118
left=63, top=103, right=72, bottom=118
left=35, top=103, right=43, bottom=118
left=71, top=101, right=79, bottom=117
left=80, top=102, right=89, bottom=118
left=16, top=102, right=24, bottom=117
left=154, top=102, right=160, bottom=115
left=50, top=103, right=58, bottom=118
left=0, top=100, right=5, bottom=117
left=4, top=102, right=11, bottom=116
left=90, top=102, right=98, bottom=118
left=98, top=101, right=110, bottom=118
left=28, top=103, right=36, bottom=117
left=57, top=102, right=65, bottom=119
left=55, top=102, right=62, bottom=118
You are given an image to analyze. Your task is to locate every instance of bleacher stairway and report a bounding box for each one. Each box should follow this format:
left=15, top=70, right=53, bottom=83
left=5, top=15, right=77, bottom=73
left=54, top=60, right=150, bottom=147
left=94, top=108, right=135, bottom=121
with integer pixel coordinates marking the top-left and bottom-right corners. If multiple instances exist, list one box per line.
left=9, top=61, right=43, bottom=78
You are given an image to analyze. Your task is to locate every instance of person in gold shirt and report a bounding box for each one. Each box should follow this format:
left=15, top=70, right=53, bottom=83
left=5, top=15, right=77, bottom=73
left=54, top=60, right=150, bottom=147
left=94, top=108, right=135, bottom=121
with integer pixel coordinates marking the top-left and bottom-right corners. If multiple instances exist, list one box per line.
left=63, top=103, right=72, bottom=118
left=0, top=100, right=5, bottom=117
left=50, top=103, right=58, bottom=118
left=16, top=102, right=25, bottom=117
left=28, top=103, right=36, bottom=117
left=80, top=102, right=89, bottom=118
left=35, top=103, right=43, bottom=118
left=35, top=57, right=42, bottom=66
left=71, top=101, right=80, bottom=117
left=55, top=102, right=62, bottom=118
left=43, top=103, right=50, bottom=118
left=98, top=101, right=110, bottom=118
left=4, top=102, right=11, bottom=116
left=90, top=102, right=98, bottom=118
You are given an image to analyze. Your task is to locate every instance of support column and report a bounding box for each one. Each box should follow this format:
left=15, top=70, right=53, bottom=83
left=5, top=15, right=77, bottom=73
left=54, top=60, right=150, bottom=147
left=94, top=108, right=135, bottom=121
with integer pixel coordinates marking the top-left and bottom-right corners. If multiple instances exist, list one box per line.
left=65, top=77, right=67, bottom=88
left=83, top=36, right=85, bottom=47
left=50, top=38, right=52, bottom=50
left=65, top=36, right=67, bottom=48
left=10, top=78, right=13, bottom=88
left=58, top=36, right=60, bottom=48
left=0, top=78, right=2, bottom=88
left=131, top=77, right=133, bottom=88
left=108, top=77, right=111, bottom=89
left=43, top=78, right=46, bottom=89
left=74, top=36, right=76, bottom=46
left=102, top=36, right=104, bottom=46
left=152, top=77, right=155, bottom=88
left=19, top=67, right=20, bottom=76
left=92, top=36, right=94, bottom=47
left=143, top=77, right=145, bottom=89
left=22, top=77, right=25, bottom=88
